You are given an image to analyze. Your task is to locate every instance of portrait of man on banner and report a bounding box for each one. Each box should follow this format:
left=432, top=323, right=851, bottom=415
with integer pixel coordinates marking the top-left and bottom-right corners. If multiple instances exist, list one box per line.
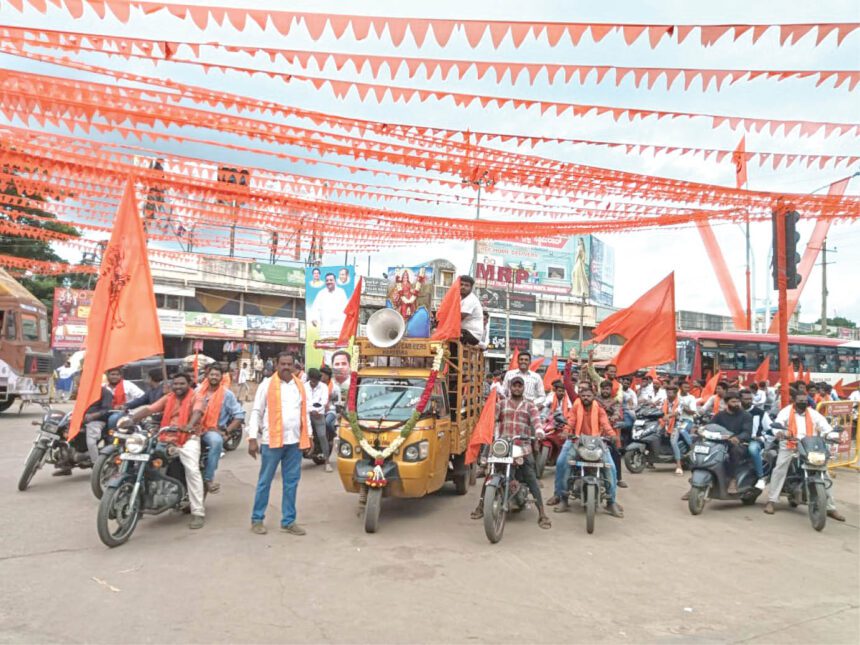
left=305, top=265, right=355, bottom=367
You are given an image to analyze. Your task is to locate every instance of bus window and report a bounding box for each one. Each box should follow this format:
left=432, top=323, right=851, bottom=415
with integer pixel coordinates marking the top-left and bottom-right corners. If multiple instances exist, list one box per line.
left=701, top=350, right=717, bottom=376
left=21, top=313, right=40, bottom=342
left=4, top=311, right=17, bottom=340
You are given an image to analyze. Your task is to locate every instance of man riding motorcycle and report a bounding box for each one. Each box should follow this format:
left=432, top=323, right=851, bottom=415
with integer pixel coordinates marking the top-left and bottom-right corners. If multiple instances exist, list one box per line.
left=740, top=388, right=771, bottom=491
left=81, top=367, right=144, bottom=469
left=596, top=379, right=627, bottom=488
left=547, top=385, right=623, bottom=518
left=125, top=372, right=206, bottom=529
left=764, top=391, right=845, bottom=521
left=470, top=375, right=551, bottom=530
left=708, top=390, right=752, bottom=494
left=188, top=364, right=245, bottom=494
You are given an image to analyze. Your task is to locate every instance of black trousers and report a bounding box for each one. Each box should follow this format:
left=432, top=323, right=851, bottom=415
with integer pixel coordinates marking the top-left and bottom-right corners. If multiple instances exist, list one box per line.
left=460, top=329, right=481, bottom=346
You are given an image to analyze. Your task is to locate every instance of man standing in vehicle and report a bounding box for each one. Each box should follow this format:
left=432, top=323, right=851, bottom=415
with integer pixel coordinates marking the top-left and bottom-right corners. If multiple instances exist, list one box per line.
left=547, top=385, right=623, bottom=518
left=127, top=372, right=205, bottom=529
left=764, top=391, right=845, bottom=521
left=470, top=375, right=551, bottom=529
left=247, top=352, right=312, bottom=535
left=709, top=390, right=752, bottom=495
left=188, top=364, right=245, bottom=494
left=503, top=350, right=547, bottom=409
left=458, top=275, right=484, bottom=346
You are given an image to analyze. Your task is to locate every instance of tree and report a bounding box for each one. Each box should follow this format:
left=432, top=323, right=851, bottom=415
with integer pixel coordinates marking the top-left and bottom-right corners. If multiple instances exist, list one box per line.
left=827, top=316, right=856, bottom=329
left=0, top=154, right=88, bottom=311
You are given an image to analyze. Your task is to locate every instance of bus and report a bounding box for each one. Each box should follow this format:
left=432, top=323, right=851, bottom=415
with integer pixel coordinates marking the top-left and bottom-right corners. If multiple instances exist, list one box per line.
left=0, top=268, right=52, bottom=412
left=672, top=330, right=860, bottom=387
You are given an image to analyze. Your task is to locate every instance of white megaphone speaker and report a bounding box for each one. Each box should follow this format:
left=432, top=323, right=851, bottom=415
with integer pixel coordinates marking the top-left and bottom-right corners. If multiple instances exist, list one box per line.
left=367, top=308, right=406, bottom=348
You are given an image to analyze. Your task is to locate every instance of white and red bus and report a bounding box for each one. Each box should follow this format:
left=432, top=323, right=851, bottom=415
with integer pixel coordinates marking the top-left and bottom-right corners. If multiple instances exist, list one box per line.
left=671, top=331, right=859, bottom=387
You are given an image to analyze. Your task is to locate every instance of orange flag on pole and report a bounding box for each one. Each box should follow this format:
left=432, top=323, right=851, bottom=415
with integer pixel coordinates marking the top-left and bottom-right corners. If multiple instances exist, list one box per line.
left=466, top=388, right=498, bottom=465
left=543, top=355, right=561, bottom=392
left=507, top=347, right=520, bottom=371
left=430, top=277, right=461, bottom=340
left=752, top=356, right=770, bottom=383
left=529, top=356, right=544, bottom=372
left=586, top=273, right=676, bottom=375
left=69, top=177, right=163, bottom=439
left=698, top=370, right=723, bottom=404
left=336, top=276, right=363, bottom=345
left=833, top=378, right=845, bottom=398
left=732, top=136, right=748, bottom=189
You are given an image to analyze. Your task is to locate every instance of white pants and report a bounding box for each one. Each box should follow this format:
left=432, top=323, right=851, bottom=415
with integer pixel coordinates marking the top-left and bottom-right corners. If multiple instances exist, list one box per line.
left=179, top=437, right=205, bottom=517
left=85, top=421, right=106, bottom=462
left=768, top=441, right=836, bottom=510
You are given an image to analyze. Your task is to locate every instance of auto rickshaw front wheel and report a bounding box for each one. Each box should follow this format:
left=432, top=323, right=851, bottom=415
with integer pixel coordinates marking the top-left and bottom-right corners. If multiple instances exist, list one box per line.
left=364, top=487, right=382, bottom=533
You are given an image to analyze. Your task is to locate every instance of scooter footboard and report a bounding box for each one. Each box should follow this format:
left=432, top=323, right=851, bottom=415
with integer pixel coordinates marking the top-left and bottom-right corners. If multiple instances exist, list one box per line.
left=690, top=469, right=713, bottom=489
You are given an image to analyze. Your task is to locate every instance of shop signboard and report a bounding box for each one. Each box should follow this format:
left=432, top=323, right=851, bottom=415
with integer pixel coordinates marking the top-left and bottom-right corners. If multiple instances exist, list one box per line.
left=250, top=262, right=305, bottom=289
left=246, top=315, right=300, bottom=341
left=476, top=287, right=537, bottom=313
left=157, top=309, right=186, bottom=336
left=184, top=312, right=246, bottom=339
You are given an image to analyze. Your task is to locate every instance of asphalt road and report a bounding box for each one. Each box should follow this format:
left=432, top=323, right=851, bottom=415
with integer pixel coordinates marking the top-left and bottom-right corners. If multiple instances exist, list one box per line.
left=1, top=402, right=858, bottom=644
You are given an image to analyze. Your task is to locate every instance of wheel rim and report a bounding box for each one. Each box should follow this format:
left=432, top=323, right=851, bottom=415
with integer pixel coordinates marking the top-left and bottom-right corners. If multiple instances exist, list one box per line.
left=492, top=488, right=505, bottom=534
left=100, top=461, right=118, bottom=490
left=105, top=483, right=139, bottom=540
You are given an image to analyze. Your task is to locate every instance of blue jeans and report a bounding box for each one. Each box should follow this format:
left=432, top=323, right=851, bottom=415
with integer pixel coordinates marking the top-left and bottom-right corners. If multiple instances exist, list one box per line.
left=621, top=410, right=635, bottom=430
left=107, top=411, right=123, bottom=431
left=670, top=419, right=694, bottom=461
left=325, top=411, right=337, bottom=439
left=748, top=440, right=764, bottom=478
left=202, top=430, right=223, bottom=482
left=554, top=439, right=618, bottom=503
left=251, top=444, right=302, bottom=527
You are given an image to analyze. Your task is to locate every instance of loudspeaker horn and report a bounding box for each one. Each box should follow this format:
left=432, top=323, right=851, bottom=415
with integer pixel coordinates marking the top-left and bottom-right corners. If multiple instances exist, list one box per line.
left=367, top=308, right=406, bottom=348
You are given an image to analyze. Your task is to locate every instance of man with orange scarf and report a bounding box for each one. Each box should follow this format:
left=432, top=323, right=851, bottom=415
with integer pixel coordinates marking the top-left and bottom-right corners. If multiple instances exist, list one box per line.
left=127, top=372, right=205, bottom=529
left=547, top=384, right=623, bottom=518
left=247, top=352, right=312, bottom=535
left=765, top=391, right=845, bottom=521
left=189, top=364, right=245, bottom=494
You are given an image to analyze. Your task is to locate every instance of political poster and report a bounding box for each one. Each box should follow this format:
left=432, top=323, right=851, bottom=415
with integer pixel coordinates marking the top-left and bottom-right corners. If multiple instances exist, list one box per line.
left=305, top=265, right=355, bottom=368
left=51, top=287, right=93, bottom=350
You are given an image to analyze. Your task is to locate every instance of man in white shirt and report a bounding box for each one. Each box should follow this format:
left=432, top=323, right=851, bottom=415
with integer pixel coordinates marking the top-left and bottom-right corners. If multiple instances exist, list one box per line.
left=750, top=381, right=767, bottom=410
left=237, top=362, right=251, bottom=402
left=247, top=352, right=313, bottom=535
left=676, top=380, right=698, bottom=450
left=503, top=350, right=546, bottom=409
left=305, top=368, right=332, bottom=472
left=310, top=272, right=349, bottom=339
left=637, top=376, right=655, bottom=404
left=764, top=391, right=845, bottom=521
left=458, top=275, right=484, bottom=346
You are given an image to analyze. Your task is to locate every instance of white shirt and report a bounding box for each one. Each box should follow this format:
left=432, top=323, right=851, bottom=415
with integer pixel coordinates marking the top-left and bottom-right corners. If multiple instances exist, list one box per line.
left=621, top=388, right=638, bottom=411
left=238, top=367, right=250, bottom=385
left=750, top=411, right=772, bottom=439
left=56, top=365, right=76, bottom=379
left=775, top=405, right=833, bottom=439
left=850, top=391, right=860, bottom=404
left=110, top=380, right=144, bottom=404
left=678, top=393, right=698, bottom=421
left=490, top=381, right=506, bottom=399
left=502, top=369, right=546, bottom=408
left=752, top=389, right=767, bottom=409
left=310, top=287, right=349, bottom=339
left=460, top=292, right=484, bottom=340
left=478, top=322, right=490, bottom=351
left=306, top=380, right=329, bottom=418
left=653, top=388, right=667, bottom=405
left=248, top=377, right=312, bottom=445
left=638, top=383, right=655, bottom=403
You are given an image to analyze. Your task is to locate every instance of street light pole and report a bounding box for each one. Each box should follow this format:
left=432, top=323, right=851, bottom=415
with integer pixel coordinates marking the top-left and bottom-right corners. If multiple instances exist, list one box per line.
left=464, top=172, right=493, bottom=276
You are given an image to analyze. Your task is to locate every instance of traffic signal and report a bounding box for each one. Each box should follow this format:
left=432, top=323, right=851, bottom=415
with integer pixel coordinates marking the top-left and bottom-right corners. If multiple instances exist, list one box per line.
left=771, top=209, right=802, bottom=290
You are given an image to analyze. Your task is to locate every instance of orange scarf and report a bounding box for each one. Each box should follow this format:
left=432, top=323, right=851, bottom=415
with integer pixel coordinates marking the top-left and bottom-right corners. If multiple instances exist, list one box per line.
left=112, top=380, right=126, bottom=407
left=662, top=397, right=680, bottom=433
left=222, top=372, right=232, bottom=388
left=786, top=405, right=814, bottom=450
left=198, top=381, right=227, bottom=430
left=610, top=379, right=620, bottom=397
left=266, top=373, right=310, bottom=450
left=162, top=392, right=194, bottom=428
left=710, top=395, right=721, bottom=413
left=550, top=394, right=571, bottom=416
left=570, top=399, right=601, bottom=437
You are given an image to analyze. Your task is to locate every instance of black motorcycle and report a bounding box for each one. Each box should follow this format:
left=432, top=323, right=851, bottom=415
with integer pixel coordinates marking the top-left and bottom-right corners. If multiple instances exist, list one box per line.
left=91, top=419, right=157, bottom=499
left=687, top=424, right=761, bottom=515
left=482, top=434, right=533, bottom=544
left=623, top=406, right=691, bottom=473
left=564, top=434, right=611, bottom=534
left=18, top=406, right=95, bottom=491
left=765, top=423, right=840, bottom=531
left=96, top=426, right=208, bottom=547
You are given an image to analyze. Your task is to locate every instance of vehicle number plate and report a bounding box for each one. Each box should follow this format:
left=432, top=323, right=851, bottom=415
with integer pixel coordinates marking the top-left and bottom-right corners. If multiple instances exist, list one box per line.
left=120, top=453, right=150, bottom=462
left=39, top=432, right=58, bottom=441
left=634, top=420, right=645, bottom=426
left=575, top=462, right=602, bottom=469
left=694, top=445, right=710, bottom=455
left=487, top=456, right=513, bottom=464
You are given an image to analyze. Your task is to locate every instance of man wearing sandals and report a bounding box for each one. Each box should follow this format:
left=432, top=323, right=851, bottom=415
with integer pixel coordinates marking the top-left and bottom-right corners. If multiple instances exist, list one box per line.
left=470, top=375, right=552, bottom=530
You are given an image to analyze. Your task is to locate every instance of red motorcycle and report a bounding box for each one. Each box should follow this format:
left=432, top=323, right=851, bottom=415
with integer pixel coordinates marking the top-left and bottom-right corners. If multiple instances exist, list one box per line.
left=535, top=410, right=568, bottom=479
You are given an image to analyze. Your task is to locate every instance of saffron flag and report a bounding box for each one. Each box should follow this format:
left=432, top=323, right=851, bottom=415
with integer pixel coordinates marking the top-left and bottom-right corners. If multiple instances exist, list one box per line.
left=833, top=378, right=845, bottom=398
left=698, top=370, right=723, bottom=404
left=336, top=276, right=363, bottom=345
left=543, top=355, right=561, bottom=392
left=69, top=177, right=163, bottom=439
left=732, top=136, right=748, bottom=189
left=752, top=356, right=770, bottom=384
left=430, top=277, right=461, bottom=340
left=465, top=388, right=498, bottom=465
left=647, top=366, right=658, bottom=381
left=586, top=273, right=676, bottom=375
left=529, top=357, right=544, bottom=372
left=507, top=347, right=520, bottom=371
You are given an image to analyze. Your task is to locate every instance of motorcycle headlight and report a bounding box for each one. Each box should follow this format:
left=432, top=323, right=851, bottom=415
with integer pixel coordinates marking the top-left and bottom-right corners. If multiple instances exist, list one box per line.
left=338, top=441, right=353, bottom=458
left=807, top=451, right=827, bottom=466
left=491, top=439, right=509, bottom=458
left=125, top=433, right=147, bottom=454
left=577, top=446, right=602, bottom=462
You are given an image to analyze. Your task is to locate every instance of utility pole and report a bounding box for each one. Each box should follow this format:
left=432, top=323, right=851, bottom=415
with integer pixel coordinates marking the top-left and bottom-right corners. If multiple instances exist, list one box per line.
left=463, top=172, right=494, bottom=275
left=812, top=239, right=838, bottom=336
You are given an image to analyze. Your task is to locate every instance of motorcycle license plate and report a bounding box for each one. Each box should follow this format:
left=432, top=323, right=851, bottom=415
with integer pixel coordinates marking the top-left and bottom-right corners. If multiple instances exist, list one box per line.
left=120, top=453, right=150, bottom=462
left=575, top=462, right=602, bottom=469
left=634, top=420, right=645, bottom=427
left=39, top=432, right=58, bottom=441
left=487, top=456, right=513, bottom=464
left=694, top=445, right=710, bottom=455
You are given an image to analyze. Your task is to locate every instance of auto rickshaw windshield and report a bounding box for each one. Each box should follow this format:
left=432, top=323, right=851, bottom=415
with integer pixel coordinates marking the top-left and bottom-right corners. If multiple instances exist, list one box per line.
left=357, top=377, right=427, bottom=421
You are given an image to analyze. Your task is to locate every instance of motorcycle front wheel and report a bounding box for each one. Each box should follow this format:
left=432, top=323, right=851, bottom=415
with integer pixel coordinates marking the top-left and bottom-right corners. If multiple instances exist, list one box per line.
left=364, top=487, right=382, bottom=533
left=624, top=449, right=646, bottom=474
left=91, top=448, right=119, bottom=499
left=585, top=483, right=597, bottom=534
left=17, top=443, right=47, bottom=492
left=688, top=486, right=707, bottom=515
left=807, top=480, right=826, bottom=532
left=483, top=482, right=506, bottom=544
left=97, top=481, right=141, bottom=547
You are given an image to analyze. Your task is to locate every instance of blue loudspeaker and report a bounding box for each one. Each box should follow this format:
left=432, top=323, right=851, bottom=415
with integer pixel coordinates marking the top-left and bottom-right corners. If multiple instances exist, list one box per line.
left=405, top=306, right=430, bottom=338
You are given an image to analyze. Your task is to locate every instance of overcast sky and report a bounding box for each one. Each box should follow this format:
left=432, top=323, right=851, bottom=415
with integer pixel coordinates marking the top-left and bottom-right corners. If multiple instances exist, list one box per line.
left=1, top=0, right=858, bottom=323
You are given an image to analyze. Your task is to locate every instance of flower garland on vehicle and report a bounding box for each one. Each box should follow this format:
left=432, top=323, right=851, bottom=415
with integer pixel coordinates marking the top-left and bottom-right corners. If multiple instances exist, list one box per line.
left=345, top=343, right=445, bottom=485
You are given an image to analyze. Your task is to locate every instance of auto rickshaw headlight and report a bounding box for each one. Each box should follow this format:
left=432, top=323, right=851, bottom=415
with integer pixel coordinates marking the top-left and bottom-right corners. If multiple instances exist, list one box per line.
left=338, top=441, right=353, bottom=458
left=403, top=440, right=429, bottom=462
